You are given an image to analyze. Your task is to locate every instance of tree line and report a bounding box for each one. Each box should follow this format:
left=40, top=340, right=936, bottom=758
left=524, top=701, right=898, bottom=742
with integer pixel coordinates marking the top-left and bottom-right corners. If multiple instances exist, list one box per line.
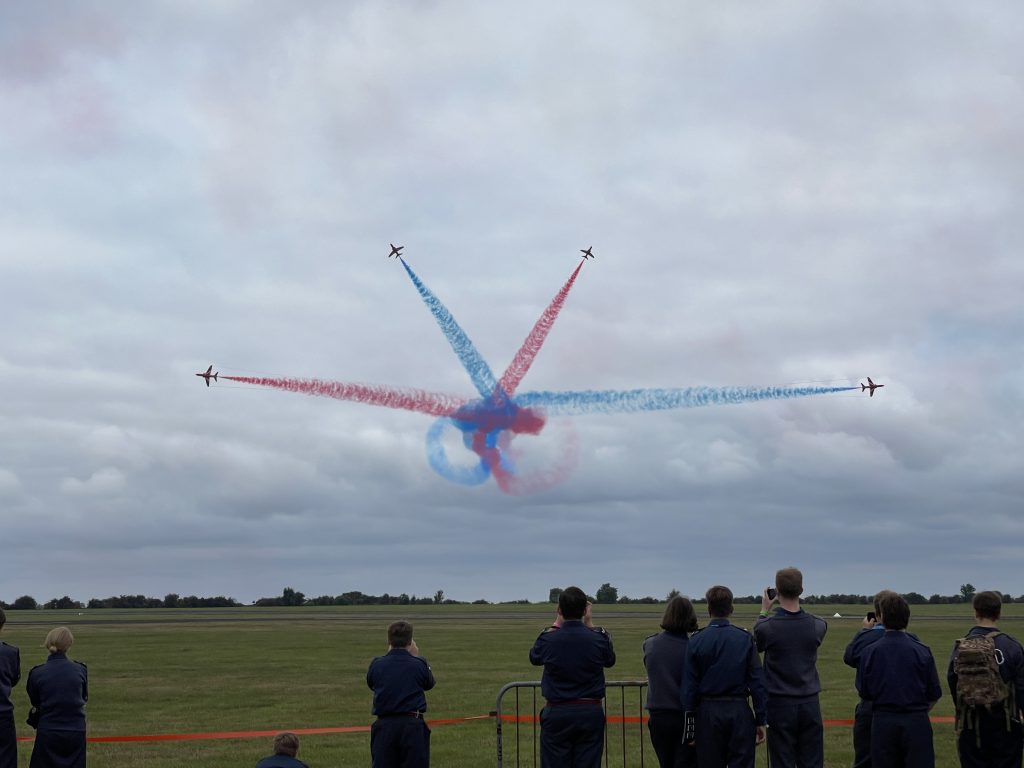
left=3, top=582, right=1016, bottom=611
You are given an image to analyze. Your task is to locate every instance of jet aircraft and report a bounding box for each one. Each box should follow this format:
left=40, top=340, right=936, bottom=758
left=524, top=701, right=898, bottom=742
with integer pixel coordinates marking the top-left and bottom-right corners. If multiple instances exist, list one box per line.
left=861, top=377, right=884, bottom=396
left=580, top=247, right=594, bottom=259
left=196, top=365, right=219, bottom=387
left=388, top=243, right=404, bottom=258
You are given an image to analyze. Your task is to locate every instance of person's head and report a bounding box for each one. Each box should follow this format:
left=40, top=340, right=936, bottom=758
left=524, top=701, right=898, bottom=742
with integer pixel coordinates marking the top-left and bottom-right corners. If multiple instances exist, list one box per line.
left=973, top=591, right=1002, bottom=621
left=44, top=626, right=74, bottom=654
left=775, top=567, right=804, bottom=600
left=875, top=591, right=910, bottom=630
left=660, top=596, right=698, bottom=634
left=387, top=621, right=414, bottom=649
left=273, top=732, right=300, bottom=758
left=558, top=586, right=589, bottom=621
left=705, top=585, right=734, bottom=618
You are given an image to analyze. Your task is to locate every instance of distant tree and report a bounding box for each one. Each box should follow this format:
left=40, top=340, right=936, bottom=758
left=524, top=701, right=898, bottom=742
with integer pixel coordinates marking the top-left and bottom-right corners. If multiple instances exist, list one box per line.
left=43, top=596, right=83, bottom=610
left=666, top=589, right=680, bottom=601
left=472, top=599, right=490, bottom=605
left=595, top=583, right=618, bottom=604
left=902, top=592, right=927, bottom=605
left=163, top=593, right=180, bottom=608
left=281, top=587, right=305, bottom=606
left=548, top=588, right=564, bottom=604
left=960, top=584, right=976, bottom=602
left=12, top=595, right=37, bottom=610
left=1002, top=593, right=1014, bottom=604
left=434, top=590, right=445, bottom=605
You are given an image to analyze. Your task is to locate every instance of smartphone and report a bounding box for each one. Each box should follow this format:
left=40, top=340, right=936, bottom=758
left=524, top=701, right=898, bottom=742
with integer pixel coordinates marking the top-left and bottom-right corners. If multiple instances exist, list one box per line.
left=866, top=611, right=876, bottom=622
left=766, top=588, right=777, bottom=600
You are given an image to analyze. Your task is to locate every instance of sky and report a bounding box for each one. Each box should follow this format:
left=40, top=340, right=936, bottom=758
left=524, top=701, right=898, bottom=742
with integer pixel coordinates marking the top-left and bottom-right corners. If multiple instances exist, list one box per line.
left=2, top=2, right=1022, bottom=606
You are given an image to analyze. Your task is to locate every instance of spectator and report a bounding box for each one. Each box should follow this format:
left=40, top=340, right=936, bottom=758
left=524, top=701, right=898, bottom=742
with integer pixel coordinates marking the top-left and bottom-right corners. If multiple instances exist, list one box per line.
left=947, top=590, right=1024, bottom=768
left=366, top=621, right=435, bottom=768
left=682, top=585, right=767, bottom=768
left=843, top=593, right=897, bottom=768
left=643, top=596, right=698, bottom=768
left=855, top=591, right=941, bottom=768
left=754, top=567, right=827, bottom=768
left=26, top=626, right=88, bottom=768
left=0, top=609, right=20, bottom=768
left=255, top=732, right=308, bottom=768
left=529, top=586, right=616, bottom=767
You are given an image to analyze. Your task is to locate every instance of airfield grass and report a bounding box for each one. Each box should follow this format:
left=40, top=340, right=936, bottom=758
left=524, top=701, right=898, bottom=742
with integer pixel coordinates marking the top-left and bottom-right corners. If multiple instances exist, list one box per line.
left=4, top=603, right=1021, bottom=767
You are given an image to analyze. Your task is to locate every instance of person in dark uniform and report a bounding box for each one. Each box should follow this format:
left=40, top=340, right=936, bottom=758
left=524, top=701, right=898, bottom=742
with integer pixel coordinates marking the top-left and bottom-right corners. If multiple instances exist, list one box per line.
left=947, top=590, right=1024, bottom=768
left=26, top=626, right=88, bottom=768
left=643, top=596, right=698, bottom=768
left=681, top=585, right=767, bottom=768
left=366, top=620, right=435, bottom=768
left=0, top=609, right=21, bottom=768
left=529, top=586, right=616, bottom=768
left=843, top=592, right=898, bottom=768
left=753, top=567, right=827, bottom=768
left=255, top=732, right=309, bottom=768
left=855, top=591, right=941, bottom=768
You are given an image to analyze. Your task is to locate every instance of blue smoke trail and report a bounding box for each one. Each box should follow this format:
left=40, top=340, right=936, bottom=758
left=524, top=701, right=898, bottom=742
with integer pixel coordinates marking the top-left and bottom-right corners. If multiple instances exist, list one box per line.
left=426, top=417, right=491, bottom=485
left=400, top=260, right=500, bottom=399
left=515, top=385, right=856, bottom=415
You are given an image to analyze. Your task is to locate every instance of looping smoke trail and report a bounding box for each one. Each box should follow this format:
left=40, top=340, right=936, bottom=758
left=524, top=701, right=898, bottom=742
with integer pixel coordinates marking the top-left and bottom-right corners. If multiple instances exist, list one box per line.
left=399, top=259, right=499, bottom=399
left=222, top=376, right=467, bottom=418
left=515, top=385, right=858, bottom=415
left=497, top=260, right=584, bottom=398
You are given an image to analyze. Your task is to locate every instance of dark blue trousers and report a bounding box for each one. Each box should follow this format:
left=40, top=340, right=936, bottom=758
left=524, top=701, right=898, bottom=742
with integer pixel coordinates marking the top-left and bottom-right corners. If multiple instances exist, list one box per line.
left=766, top=697, right=824, bottom=768
left=695, top=700, right=756, bottom=768
left=852, top=700, right=873, bottom=768
left=370, top=716, right=430, bottom=768
left=870, top=711, right=933, bottom=768
left=539, top=703, right=605, bottom=768
left=0, top=714, right=16, bottom=768
left=29, top=729, right=86, bottom=768
left=647, top=709, right=696, bottom=768
left=956, top=707, right=1023, bottom=768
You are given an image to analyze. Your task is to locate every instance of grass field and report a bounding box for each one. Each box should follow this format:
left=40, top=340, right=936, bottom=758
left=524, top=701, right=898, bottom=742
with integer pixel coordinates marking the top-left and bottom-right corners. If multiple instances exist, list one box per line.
left=3, top=603, right=1020, bottom=766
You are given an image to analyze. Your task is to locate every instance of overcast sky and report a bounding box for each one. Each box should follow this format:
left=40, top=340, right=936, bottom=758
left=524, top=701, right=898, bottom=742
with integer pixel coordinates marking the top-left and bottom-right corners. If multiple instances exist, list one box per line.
left=2, top=2, right=1022, bottom=605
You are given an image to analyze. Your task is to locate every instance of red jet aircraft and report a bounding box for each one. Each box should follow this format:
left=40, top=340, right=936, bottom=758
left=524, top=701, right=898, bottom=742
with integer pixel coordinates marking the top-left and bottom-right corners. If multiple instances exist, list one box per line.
left=861, top=377, right=884, bottom=396
left=196, top=365, right=219, bottom=387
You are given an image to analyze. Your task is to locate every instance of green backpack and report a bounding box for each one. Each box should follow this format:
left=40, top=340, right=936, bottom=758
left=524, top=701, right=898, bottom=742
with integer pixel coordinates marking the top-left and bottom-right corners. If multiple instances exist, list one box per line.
left=953, top=631, right=1014, bottom=741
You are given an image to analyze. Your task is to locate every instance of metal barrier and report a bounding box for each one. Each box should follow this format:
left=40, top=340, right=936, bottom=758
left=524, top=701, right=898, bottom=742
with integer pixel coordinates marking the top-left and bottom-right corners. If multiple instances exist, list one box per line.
left=494, top=681, right=648, bottom=767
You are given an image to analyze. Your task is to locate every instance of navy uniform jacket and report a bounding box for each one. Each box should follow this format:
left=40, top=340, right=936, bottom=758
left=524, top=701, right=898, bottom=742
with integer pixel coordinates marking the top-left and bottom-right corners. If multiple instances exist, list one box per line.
left=681, top=619, right=768, bottom=726
left=255, top=755, right=309, bottom=768
left=26, top=652, right=88, bottom=731
left=856, top=631, right=941, bottom=712
left=947, top=626, right=1024, bottom=709
left=366, top=648, right=435, bottom=715
left=753, top=608, right=827, bottom=702
left=0, top=642, right=20, bottom=718
left=642, top=631, right=688, bottom=711
left=529, top=620, right=616, bottom=702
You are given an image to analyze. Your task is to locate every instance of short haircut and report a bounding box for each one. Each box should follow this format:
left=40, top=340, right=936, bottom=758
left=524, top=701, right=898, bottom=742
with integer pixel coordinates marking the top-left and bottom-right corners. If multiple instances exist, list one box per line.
left=44, top=626, right=74, bottom=654
left=876, top=591, right=910, bottom=630
left=660, top=596, right=698, bottom=634
left=387, top=621, right=413, bottom=648
left=558, top=586, right=588, bottom=621
left=973, top=591, right=1002, bottom=621
left=775, top=567, right=804, bottom=599
left=273, top=731, right=299, bottom=757
left=705, top=585, right=734, bottom=618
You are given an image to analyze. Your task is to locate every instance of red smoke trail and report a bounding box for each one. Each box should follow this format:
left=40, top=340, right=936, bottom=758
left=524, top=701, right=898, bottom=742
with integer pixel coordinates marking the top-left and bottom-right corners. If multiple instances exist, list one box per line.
left=497, top=260, right=584, bottom=397
left=222, top=377, right=466, bottom=418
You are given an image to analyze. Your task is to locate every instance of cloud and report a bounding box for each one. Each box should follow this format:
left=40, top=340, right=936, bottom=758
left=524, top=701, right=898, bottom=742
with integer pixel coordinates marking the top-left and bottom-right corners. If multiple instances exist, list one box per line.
left=60, top=467, right=126, bottom=497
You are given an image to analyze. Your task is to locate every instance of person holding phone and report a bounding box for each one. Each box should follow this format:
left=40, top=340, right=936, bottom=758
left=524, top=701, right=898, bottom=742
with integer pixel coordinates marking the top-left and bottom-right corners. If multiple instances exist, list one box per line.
left=753, top=567, right=828, bottom=768
left=844, top=594, right=891, bottom=768
left=529, top=586, right=616, bottom=767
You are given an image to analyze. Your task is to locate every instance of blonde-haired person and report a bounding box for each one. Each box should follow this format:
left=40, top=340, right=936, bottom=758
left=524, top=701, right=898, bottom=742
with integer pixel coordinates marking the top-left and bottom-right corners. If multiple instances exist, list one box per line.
left=26, top=627, right=88, bottom=768
left=255, top=732, right=309, bottom=768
